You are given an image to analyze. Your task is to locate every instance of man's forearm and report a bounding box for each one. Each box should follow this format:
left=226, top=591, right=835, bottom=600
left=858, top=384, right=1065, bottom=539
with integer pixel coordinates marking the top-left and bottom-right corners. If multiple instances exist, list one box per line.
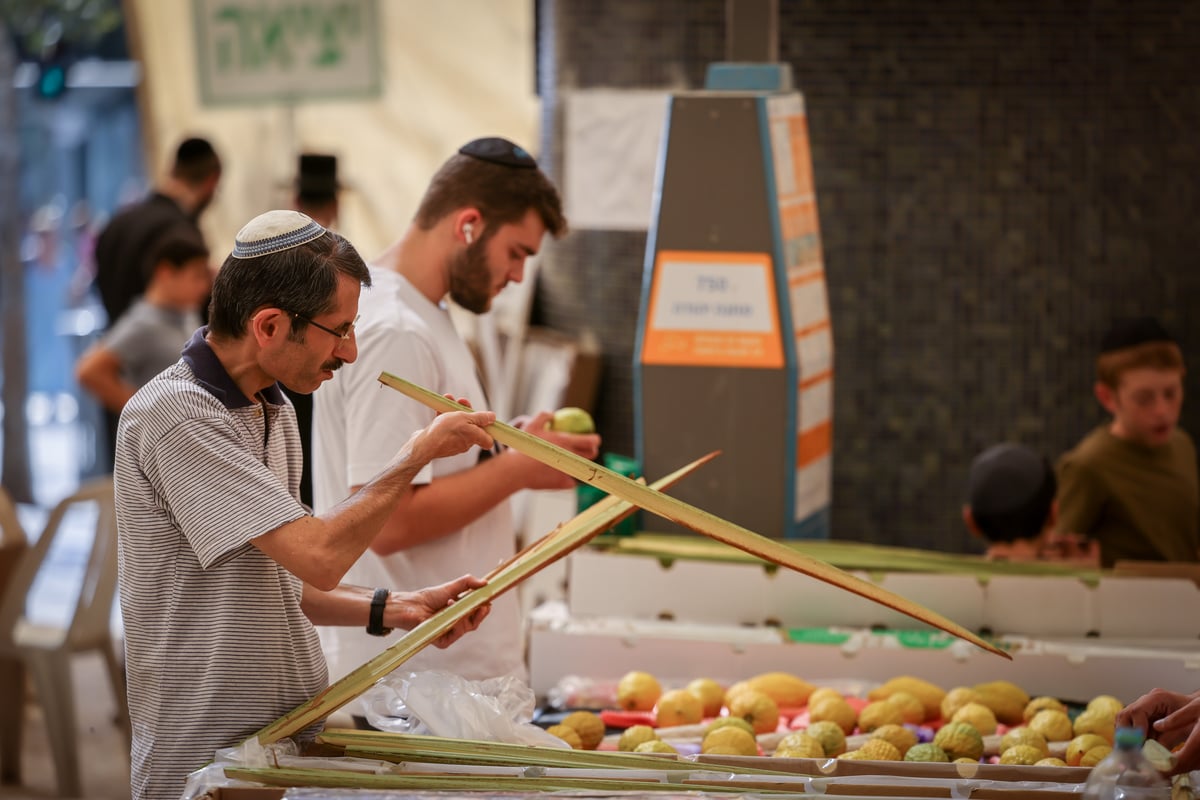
left=369, top=454, right=525, bottom=555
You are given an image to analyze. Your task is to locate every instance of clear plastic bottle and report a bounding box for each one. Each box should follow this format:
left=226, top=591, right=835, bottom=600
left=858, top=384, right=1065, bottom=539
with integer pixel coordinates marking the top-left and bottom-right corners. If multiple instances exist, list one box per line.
left=1082, top=726, right=1171, bottom=799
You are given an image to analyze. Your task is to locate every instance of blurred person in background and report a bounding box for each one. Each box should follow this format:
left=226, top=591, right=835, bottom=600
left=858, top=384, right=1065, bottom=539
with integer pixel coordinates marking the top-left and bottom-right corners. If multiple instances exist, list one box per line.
left=93, top=136, right=222, bottom=326
left=76, top=229, right=210, bottom=427
left=284, top=153, right=343, bottom=508
left=1055, top=317, right=1198, bottom=567
left=964, top=442, right=1098, bottom=565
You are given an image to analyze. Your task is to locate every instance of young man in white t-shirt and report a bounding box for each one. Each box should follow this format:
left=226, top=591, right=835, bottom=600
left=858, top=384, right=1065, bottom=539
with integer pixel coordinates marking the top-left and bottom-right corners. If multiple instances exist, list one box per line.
left=313, top=138, right=600, bottom=690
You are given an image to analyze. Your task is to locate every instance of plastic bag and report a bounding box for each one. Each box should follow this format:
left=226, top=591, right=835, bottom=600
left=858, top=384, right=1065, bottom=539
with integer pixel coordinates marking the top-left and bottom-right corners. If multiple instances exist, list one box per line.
left=362, top=670, right=566, bottom=748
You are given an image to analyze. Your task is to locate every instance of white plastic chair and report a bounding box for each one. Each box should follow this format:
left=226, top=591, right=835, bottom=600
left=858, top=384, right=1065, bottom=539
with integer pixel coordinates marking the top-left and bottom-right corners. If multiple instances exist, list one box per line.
left=0, top=476, right=128, bottom=797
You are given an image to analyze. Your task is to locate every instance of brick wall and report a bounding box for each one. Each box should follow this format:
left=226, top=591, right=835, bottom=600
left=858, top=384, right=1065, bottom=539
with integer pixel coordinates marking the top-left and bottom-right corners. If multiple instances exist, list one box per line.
left=534, top=0, right=1200, bottom=552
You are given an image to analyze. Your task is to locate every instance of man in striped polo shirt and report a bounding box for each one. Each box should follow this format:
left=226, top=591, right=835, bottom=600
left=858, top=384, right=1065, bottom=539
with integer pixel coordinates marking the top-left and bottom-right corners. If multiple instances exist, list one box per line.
left=113, top=210, right=496, bottom=800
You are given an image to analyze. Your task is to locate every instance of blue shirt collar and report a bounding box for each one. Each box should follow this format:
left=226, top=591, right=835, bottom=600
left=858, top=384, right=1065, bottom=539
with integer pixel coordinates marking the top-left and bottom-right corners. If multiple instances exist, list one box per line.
left=181, top=327, right=286, bottom=409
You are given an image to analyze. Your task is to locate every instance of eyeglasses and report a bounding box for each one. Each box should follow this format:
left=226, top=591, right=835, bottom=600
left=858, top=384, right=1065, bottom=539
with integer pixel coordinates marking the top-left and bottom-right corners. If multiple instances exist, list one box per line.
left=288, top=311, right=359, bottom=342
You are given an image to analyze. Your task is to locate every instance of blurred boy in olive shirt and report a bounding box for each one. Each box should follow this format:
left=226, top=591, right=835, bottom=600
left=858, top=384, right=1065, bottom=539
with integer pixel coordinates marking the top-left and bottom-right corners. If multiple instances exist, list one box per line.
left=1056, top=317, right=1199, bottom=567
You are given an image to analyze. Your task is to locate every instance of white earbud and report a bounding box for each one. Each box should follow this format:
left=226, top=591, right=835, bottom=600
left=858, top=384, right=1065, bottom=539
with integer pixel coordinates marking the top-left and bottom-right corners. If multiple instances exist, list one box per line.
left=463, top=223, right=474, bottom=244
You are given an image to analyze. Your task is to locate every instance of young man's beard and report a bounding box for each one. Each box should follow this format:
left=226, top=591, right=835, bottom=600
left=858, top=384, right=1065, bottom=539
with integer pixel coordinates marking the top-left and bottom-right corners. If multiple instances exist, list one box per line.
left=448, top=238, right=493, bottom=314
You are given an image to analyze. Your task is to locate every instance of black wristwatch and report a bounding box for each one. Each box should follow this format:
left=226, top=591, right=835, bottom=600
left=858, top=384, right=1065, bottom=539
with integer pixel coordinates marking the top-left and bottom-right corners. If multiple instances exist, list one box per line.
left=367, top=587, right=392, bottom=636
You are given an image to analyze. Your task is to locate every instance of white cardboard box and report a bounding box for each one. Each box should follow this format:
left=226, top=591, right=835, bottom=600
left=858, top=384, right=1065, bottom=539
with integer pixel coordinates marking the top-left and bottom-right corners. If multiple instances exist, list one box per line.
left=566, top=549, right=1200, bottom=638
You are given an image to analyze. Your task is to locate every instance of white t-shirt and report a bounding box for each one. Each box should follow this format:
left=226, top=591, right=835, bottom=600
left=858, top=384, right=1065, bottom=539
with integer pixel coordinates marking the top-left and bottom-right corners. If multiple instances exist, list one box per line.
left=313, top=267, right=524, bottom=683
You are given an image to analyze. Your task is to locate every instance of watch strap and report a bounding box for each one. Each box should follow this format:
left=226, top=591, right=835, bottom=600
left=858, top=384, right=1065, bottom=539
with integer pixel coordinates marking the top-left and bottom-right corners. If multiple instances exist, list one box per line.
left=367, top=587, right=392, bottom=636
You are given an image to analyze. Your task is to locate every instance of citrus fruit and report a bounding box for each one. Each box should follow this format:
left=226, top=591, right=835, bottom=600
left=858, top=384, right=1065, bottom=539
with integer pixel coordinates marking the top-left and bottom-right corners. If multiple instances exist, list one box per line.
left=1066, top=733, right=1110, bottom=766
left=972, top=680, right=1028, bottom=726
left=951, top=702, right=998, bottom=736
left=1023, top=696, right=1067, bottom=723
left=1028, top=709, right=1073, bottom=742
left=1000, top=745, right=1045, bottom=765
left=561, top=710, right=605, bottom=750
left=804, top=719, right=847, bottom=757
left=1081, top=745, right=1112, bottom=767
left=905, top=743, right=951, bottom=762
left=547, top=724, right=582, bottom=749
left=856, top=738, right=903, bottom=761
left=1087, top=695, right=1124, bottom=718
left=655, top=688, right=704, bottom=727
left=617, top=724, right=659, bottom=751
left=1072, top=708, right=1115, bottom=743
left=858, top=700, right=904, bottom=732
left=941, top=687, right=983, bottom=721
left=885, top=690, right=925, bottom=724
left=549, top=407, right=595, bottom=433
left=933, top=721, right=984, bottom=762
left=744, top=672, right=816, bottom=707
left=686, top=678, right=726, bottom=717
left=773, top=732, right=825, bottom=758
left=1000, top=726, right=1048, bottom=757
left=616, top=670, right=662, bottom=712
left=701, top=725, right=758, bottom=756
left=808, top=695, right=857, bottom=734
left=706, top=716, right=756, bottom=738
left=868, top=676, right=946, bottom=720
left=728, top=689, right=780, bottom=734
left=871, top=723, right=918, bottom=757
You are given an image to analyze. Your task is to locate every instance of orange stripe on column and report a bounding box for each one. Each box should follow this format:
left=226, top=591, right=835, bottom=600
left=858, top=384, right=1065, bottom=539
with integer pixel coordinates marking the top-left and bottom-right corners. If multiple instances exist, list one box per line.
left=795, top=319, right=831, bottom=338
left=799, top=368, right=833, bottom=390
left=797, top=419, right=832, bottom=468
left=788, top=268, right=826, bottom=288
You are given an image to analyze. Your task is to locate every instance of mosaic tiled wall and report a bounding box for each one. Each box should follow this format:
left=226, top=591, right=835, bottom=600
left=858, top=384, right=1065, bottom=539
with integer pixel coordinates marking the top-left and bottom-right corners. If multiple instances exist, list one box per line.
left=533, top=0, right=1200, bottom=552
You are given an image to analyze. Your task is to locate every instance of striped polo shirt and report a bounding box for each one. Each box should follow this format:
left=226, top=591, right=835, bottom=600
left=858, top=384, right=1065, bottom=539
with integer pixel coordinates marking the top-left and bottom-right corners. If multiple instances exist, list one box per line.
left=115, top=328, right=324, bottom=800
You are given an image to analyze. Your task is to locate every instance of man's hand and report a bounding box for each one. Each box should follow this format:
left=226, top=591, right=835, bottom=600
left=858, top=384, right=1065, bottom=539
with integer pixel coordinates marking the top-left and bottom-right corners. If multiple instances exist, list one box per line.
left=410, top=401, right=496, bottom=462
left=385, top=573, right=492, bottom=648
left=502, top=411, right=602, bottom=490
left=1039, top=531, right=1100, bottom=565
left=1119, top=688, right=1200, bottom=774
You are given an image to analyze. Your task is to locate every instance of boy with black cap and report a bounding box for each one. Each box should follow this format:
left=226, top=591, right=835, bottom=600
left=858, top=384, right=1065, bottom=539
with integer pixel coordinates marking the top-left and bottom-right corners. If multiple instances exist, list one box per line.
left=964, top=442, right=1097, bottom=563
left=1055, top=317, right=1200, bottom=567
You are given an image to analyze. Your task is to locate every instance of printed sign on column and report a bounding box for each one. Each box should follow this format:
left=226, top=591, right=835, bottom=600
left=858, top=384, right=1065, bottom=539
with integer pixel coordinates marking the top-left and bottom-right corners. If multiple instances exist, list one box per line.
left=641, top=251, right=784, bottom=369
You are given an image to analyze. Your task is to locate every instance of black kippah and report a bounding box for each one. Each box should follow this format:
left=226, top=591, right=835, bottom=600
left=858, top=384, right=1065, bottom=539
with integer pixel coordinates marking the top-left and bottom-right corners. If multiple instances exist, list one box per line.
left=458, top=137, right=537, bottom=169
left=967, top=443, right=1049, bottom=515
left=1100, top=316, right=1174, bottom=354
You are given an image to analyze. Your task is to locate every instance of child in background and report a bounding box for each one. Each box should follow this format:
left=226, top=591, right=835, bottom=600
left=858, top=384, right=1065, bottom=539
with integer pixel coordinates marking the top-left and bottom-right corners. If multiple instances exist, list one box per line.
left=76, top=230, right=210, bottom=416
left=1055, top=317, right=1199, bottom=567
left=964, top=442, right=1097, bottom=565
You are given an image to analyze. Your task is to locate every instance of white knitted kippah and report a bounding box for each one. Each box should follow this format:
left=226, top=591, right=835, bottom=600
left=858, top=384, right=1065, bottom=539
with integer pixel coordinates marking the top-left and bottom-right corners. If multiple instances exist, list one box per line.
left=231, top=209, right=327, bottom=259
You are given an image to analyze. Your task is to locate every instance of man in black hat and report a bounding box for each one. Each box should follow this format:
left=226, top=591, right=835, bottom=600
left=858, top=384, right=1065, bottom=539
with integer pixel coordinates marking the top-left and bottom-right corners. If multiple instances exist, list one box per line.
left=1055, top=317, right=1199, bottom=566
left=286, top=153, right=343, bottom=507
left=293, top=153, right=341, bottom=229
